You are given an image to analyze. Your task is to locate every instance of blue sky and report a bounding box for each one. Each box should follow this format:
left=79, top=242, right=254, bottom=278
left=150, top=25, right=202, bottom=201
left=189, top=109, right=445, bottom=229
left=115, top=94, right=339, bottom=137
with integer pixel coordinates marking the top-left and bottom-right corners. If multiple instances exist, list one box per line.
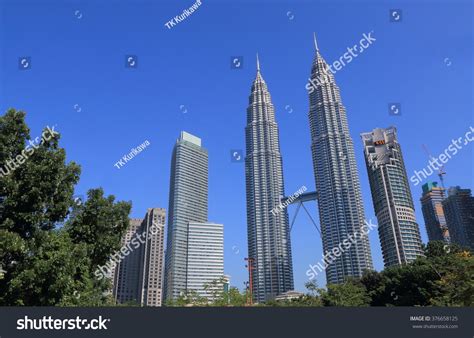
left=0, top=0, right=472, bottom=292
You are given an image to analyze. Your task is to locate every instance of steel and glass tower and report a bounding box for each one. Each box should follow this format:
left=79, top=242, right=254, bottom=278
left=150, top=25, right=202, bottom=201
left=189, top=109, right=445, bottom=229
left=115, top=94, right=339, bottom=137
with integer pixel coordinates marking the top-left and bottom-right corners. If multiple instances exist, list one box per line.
left=442, top=186, right=474, bottom=251
left=420, top=182, right=450, bottom=243
left=245, top=55, right=294, bottom=302
left=308, top=35, right=373, bottom=284
left=164, top=131, right=208, bottom=301
left=361, top=127, right=424, bottom=267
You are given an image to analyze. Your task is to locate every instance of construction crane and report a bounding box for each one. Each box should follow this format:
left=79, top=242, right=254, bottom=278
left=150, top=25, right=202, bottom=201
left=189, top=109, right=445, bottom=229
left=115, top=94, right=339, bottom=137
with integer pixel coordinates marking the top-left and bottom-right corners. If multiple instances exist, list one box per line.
left=244, top=257, right=255, bottom=306
left=422, top=144, right=446, bottom=194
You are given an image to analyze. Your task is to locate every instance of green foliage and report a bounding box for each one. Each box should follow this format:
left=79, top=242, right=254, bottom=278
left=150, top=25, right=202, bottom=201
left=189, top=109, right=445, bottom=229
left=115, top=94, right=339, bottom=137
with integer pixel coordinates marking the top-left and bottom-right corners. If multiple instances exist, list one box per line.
left=0, top=109, right=81, bottom=237
left=165, top=290, right=208, bottom=307
left=263, top=280, right=368, bottom=307
left=361, top=241, right=474, bottom=306
left=116, top=300, right=141, bottom=307
left=0, top=109, right=131, bottom=306
left=66, top=188, right=131, bottom=268
left=224, top=287, right=248, bottom=306
left=165, top=278, right=247, bottom=307
left=263, top=241, right=473, bottom=307
left=320, top=279, right=370, bottom=306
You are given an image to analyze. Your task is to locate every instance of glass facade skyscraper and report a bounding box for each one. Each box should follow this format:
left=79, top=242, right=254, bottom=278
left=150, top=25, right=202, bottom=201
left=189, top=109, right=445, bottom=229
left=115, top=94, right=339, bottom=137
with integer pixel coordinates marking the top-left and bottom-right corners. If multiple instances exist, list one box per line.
left=245, top=56, right=294, bottom=303
left=361, top=127, right=424, bottom=267
left=308, top=36, right=373, bottom=284
left=442, top=186, right=474, bottom=251
left=164, top=131, right=208, bottom=301
left=420, top=182, right=450, bottom=243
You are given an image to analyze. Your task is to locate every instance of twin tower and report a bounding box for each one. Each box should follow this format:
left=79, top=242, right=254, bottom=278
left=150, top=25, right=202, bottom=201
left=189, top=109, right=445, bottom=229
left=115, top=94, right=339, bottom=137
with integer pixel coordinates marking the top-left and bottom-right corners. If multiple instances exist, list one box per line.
left=245, top=35, right=373, bottom=303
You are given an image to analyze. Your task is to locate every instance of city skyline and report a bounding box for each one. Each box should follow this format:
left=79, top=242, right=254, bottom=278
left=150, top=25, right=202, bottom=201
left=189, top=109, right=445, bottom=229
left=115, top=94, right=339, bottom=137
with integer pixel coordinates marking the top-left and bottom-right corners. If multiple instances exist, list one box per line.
left=1, top=1, right=472, bottom=292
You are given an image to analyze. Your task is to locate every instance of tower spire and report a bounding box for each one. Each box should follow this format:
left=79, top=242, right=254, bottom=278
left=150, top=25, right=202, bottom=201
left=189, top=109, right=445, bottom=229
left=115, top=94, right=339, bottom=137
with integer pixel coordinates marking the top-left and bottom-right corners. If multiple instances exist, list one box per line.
left=256, top=53, right=260, bottom=72
left=313, top=32, right=319, bottom=51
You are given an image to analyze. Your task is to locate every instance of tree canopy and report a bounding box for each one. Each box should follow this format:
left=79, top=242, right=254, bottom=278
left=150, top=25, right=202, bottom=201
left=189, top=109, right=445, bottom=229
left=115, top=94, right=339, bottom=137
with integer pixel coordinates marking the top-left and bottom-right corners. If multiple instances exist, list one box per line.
left=0, top=109, right=131, bottom=306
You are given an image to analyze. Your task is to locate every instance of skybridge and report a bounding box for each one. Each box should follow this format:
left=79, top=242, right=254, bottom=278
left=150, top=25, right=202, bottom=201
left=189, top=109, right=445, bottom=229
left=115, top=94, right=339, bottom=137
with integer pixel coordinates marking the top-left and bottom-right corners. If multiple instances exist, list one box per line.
left=281, top=191, right=321, bottom=235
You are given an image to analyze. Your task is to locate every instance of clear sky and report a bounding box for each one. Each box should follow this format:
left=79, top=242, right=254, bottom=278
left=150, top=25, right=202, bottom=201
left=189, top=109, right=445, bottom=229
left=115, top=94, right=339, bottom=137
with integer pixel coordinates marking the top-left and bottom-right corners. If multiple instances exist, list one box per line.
left=0, top=0, right=472, bottom=292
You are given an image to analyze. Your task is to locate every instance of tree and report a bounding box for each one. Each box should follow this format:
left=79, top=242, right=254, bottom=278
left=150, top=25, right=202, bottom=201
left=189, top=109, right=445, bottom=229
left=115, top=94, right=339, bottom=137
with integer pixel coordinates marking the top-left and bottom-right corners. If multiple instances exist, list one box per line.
left=360, top=241, right=473, bottom=306
left=66, top=188, right=131, bottom=269
left=164, top=280, right=249, bottom=307
left=203, top=276, right=226, bottom=304
left=165, top=290, right=208, bottom=307
left=320, top=279, right=370, bottom=306
left=262, top=281, right=323, bottom=307
left=424, top=241, right=473, bottom=306
left=223, top=287, right=248, bottom=306
left=209, top=286, right=247, bottom=307
left=0, top=109, right=131, bottom=306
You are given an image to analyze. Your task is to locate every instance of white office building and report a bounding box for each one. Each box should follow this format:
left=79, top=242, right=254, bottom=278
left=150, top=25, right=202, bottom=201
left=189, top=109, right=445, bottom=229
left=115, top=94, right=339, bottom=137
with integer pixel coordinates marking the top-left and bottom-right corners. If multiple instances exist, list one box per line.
left=186, top=222, right=224, bottom=300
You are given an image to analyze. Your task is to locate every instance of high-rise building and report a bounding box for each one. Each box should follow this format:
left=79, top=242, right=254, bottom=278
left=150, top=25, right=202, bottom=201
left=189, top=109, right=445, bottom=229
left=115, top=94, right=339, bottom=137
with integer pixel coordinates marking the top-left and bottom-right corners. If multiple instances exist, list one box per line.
left=113, top=208, right=166, bottom=306
left=186, top=222, right=224, bottom=300
left=308, top=35, right=373, bottom=283
left=420, top=182, right=450, bottom=243
left=139, top=208, right=166, bottom=306
left=245, top=55, right=294, bottom=303
left=361, top=127, right=424, bottom=267
left=442, top=186, right=474, bottom=251
left=164, top=131, right=209, bottom=301
left=113, top=218, right=143, bottom=304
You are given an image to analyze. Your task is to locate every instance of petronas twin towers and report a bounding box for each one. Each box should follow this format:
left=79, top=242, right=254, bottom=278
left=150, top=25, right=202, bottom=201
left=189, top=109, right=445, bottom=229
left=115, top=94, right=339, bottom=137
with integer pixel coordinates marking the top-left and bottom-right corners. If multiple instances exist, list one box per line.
left=245, top=35, right=373, bottom=302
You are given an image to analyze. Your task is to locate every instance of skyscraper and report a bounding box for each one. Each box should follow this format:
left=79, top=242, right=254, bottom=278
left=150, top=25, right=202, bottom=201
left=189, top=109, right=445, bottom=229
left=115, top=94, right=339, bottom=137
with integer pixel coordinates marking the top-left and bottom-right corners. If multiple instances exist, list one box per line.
left=361, top=127, right=424, bottom=267
left=186, top=222, right=224, bottom=300
left=308, top=35, right=373, bottom=284
left=420, top=182, right=450, bottom=243
left=139, top=208, right=166, bottom=306
left=113, top=218, right=143, bottom=304
left=164, top=131, right=208, bottom=301
left=442, top=186, right=474, bottom=251
left=113, top=208, right=166, bottom=306
left=245, top=55, right=294, bottom=303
